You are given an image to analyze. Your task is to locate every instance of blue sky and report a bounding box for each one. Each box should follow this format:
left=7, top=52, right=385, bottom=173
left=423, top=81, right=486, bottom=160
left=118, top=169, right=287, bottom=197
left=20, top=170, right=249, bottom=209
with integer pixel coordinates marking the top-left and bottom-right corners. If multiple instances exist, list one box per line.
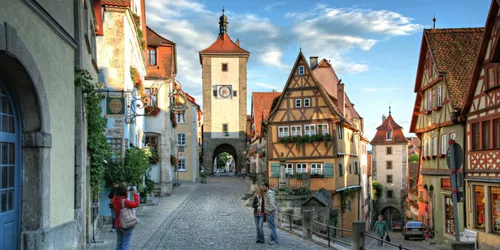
left=146, top=0, right=491, bottom=141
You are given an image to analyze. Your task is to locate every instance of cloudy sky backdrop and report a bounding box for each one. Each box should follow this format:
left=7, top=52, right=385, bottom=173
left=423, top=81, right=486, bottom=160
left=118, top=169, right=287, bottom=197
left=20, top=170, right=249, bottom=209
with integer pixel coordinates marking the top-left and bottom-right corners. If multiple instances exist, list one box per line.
left=146, top=0, right=491, bottom=142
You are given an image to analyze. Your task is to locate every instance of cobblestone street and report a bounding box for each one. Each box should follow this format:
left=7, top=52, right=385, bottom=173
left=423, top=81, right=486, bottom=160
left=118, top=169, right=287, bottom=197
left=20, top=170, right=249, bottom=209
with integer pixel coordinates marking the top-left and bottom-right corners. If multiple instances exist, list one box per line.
left=90, top=177, right=326, bottom=249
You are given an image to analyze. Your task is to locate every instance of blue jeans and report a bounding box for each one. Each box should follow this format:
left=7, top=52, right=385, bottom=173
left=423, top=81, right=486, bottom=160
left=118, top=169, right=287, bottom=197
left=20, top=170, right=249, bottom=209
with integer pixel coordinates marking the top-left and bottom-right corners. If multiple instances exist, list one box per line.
left=111, top=208, right=116, bottom=229
left=116, top=228, right=133, bottom=250
left=267, top=212, right=278, bottom=243
left=254, top=216, right=264, bottom=242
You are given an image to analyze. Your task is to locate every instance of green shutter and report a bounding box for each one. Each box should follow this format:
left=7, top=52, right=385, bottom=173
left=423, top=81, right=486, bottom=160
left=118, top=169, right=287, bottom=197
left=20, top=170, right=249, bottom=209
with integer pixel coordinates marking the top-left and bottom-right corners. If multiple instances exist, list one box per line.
left=324, top=163, right=334, bottom=178
left=271, top=163, right=280, bottom=177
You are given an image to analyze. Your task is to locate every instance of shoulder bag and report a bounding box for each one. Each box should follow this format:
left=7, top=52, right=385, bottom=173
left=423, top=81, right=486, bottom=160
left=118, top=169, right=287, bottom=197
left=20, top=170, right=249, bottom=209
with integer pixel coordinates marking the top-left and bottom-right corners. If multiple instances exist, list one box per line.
left=120, top=199, right=138, bottom=229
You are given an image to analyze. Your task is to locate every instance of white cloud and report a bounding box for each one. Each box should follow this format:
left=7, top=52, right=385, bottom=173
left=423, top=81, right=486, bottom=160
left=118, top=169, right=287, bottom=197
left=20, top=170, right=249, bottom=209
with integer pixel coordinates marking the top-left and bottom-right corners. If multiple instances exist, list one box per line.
left=287, top=4, right=422, bottom=75
left=255, top=82, right=279, bottom=90
left=264, top=1, right=287, bottom=12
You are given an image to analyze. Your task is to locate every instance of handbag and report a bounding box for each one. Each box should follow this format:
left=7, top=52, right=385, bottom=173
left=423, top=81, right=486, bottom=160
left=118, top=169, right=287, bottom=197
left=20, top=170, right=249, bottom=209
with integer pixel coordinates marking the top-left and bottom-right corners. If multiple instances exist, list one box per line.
left=385, top=233, right=391, bottom=242
left=119, top=199, right=138, bottom=229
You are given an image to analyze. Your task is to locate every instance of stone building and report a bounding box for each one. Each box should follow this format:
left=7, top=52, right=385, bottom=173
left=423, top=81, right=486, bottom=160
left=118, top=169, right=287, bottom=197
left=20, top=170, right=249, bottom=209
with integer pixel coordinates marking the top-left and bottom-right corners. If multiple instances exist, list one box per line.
left=0, top=0, right=97, bottom=248
left=173, top=85, right=202, bottom=183
left=263, top=52, right=362, bottom=232
left=94, top=0, right=149, bottom=219
left=410, top=25, right=483, bottom=243
left=144, top=26, right=177, bottom=196
left=199, top=9, right=249, bottom=174
left=461, top=1, right=500, bottom=248
left=371, top=112, right=409, bottom=229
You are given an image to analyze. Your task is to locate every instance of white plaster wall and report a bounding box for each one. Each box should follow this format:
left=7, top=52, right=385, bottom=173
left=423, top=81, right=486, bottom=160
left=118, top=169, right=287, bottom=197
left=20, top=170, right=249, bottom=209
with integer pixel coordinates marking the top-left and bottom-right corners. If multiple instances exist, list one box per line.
left=374, top=144, right=405, bottom=204
left=0, top=1, right=76, bottom=227
left=210, top=57, right=240, bottom=138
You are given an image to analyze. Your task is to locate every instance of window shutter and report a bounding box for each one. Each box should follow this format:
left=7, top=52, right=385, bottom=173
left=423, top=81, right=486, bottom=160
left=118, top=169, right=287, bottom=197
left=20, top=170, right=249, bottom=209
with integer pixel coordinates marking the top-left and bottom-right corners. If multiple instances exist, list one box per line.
left=271, top=163, right=280, bottom=177
left=324, top=163, right=334, bottom=177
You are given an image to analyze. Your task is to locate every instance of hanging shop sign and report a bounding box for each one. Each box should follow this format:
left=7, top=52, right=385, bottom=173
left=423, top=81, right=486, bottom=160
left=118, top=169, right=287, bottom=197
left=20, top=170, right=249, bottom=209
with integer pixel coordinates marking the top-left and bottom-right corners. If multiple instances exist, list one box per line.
left=106, top=97, right=125, bottom=115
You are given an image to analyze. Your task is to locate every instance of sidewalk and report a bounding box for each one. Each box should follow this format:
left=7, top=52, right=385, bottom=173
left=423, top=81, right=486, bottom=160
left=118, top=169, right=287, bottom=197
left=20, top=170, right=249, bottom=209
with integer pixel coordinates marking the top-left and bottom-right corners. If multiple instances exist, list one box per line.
left=88, top=183, right=199, bottom=250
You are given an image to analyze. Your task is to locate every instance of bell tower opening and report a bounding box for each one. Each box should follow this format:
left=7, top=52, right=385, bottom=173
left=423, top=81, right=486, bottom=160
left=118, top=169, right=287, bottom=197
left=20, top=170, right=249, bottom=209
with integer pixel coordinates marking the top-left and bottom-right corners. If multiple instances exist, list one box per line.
left=199, top=8, right=250, bottom=176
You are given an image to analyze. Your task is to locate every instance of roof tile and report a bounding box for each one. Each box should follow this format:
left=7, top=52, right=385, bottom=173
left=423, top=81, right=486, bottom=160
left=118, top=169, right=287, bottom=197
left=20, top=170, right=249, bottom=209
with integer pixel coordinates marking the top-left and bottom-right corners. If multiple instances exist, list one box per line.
left=200, top=34, right=249, bottom=54
left=252, top=92, right=281, bottom=138
left=370, top=115, right=408, bottom=145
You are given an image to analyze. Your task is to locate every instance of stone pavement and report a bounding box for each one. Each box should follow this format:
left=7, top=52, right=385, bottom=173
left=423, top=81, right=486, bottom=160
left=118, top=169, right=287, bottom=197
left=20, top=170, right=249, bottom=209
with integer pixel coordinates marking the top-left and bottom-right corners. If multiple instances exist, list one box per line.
left=89, top=177, right=326, bottom=249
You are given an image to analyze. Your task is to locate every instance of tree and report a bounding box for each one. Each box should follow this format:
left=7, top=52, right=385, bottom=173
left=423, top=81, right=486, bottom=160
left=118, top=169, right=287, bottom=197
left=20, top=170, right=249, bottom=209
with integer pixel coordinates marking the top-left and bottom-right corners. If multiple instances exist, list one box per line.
left=216, top=152, right=233, bottom=169
left=409, top=153, right=419, bottom=163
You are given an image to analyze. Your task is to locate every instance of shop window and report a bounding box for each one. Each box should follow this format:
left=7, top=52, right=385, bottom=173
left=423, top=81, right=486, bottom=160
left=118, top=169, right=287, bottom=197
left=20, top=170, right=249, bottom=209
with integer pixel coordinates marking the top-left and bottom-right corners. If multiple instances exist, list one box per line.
left=445, top=195, right=455, bottom=235
left=474, top=186, right=485, bottom=231
left=491, top=187, right=500, bottom=233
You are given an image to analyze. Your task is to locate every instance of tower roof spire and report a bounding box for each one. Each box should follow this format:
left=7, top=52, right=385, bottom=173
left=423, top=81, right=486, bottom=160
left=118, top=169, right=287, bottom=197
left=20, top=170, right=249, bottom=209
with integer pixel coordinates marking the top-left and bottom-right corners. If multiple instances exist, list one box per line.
left=433, top=14, right=437, bottom=29
left=219, top=7, right=228, bottom=35
left=389, top=102, right=391, bottom=115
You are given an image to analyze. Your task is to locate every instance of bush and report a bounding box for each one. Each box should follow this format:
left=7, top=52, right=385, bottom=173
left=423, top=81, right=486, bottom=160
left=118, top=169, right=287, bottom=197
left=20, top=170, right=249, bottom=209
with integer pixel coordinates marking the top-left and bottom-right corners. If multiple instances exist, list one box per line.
left=104, top=147, right=151, bottom=186
left=372, top=181, right=384, bottom=200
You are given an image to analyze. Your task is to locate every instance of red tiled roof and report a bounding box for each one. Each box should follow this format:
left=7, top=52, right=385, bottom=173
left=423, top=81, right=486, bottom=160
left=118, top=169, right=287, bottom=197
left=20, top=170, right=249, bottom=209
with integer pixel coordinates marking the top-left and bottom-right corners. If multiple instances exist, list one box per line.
left=370, top=115, right=408, bottom=145
left=200, top=33, right=249, bottom=54
left=424, top=28, right=484, bottom=109
left=312, top=59, right=339, bottom=99
left=147, top=26, right=175, bottom=47
left=102, top=0, right=130, bottom=7
left=252, top=92, right=281, bottom=139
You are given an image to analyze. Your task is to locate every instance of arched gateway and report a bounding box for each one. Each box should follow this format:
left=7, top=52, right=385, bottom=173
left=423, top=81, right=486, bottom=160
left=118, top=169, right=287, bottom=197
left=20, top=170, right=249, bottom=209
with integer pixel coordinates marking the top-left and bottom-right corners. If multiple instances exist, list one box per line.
left=199, top=9, right=249, bottom=175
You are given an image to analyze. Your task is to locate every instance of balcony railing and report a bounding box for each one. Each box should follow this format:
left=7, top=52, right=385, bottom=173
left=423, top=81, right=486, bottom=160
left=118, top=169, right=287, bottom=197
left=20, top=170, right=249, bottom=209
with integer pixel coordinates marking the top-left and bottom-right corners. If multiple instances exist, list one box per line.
left=268, top=173, right=311, bottom=188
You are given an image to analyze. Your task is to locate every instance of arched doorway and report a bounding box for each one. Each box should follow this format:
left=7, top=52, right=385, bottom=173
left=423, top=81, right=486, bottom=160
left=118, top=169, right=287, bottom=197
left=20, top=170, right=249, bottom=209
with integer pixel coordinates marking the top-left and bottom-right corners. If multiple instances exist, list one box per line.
left=381, top=206, right=402, bottom=230
left=212, top=144, right=238, bottom=176
left=0, top=80, right=21, bottom=249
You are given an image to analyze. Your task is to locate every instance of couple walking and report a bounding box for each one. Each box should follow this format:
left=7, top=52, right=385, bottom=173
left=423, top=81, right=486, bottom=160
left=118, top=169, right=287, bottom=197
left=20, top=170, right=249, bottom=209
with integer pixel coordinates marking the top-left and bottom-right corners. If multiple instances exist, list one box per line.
left=252, top=183, right=279, bottom=245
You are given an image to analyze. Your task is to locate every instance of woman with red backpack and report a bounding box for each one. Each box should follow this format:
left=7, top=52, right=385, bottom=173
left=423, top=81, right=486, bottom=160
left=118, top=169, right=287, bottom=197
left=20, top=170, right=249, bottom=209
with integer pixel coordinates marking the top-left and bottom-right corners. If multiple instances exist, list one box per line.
left=112, top=183, right=140, bottom=250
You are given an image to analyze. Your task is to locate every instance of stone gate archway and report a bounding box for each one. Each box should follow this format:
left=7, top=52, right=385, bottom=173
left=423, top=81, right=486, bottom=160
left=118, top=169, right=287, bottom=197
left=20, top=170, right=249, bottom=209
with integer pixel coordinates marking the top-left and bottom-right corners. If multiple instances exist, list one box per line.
left=381, top=206, right=402, bottom=230
left=211, top=143, right=238, bottom=175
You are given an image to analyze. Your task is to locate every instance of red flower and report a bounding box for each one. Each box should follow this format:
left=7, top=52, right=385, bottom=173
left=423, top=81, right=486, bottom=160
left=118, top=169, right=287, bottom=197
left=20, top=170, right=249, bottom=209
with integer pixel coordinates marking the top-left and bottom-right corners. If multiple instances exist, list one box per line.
left=448, top=139, right=456, bottom=145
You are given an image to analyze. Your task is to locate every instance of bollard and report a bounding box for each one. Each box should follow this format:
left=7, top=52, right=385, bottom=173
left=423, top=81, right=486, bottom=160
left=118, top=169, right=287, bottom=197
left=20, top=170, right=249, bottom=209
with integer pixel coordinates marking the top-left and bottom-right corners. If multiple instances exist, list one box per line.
left=352, top=221, right=365, bottom=250
left=301, top=210, right=313, bottom=240
left=451, top=242, right=475, bottom=250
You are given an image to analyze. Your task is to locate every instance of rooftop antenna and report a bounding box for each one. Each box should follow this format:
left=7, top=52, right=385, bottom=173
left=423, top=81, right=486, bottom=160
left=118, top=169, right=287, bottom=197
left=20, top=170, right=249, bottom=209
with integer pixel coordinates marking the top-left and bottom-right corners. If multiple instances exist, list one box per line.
left=433, top=14, right=436, bottom=29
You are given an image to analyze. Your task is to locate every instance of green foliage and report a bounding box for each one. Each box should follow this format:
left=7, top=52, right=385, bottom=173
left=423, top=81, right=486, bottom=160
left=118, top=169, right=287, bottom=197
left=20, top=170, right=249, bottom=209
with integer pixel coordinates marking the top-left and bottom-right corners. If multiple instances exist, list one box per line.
left=132, top=13, right=145, bottom=49
left=372, top=181, right=384, bottom=200
left=200, top=172, right=207, bottom=179
left=144, top=173, right=155, bottom=194
left=277, top=186, right=311, bottom=195
left=409, top=153, right=419, bottom=163
left=279, top=134, right=333, bottom=146
left=216, top=152, right=232, bottom=169
left=341, top=187, right=360, bottom=212
left=143, top=146, right=159, bottom=164
left=104, top=148, right=151, bottom=186
left=75, top=69, right=111, bottom=200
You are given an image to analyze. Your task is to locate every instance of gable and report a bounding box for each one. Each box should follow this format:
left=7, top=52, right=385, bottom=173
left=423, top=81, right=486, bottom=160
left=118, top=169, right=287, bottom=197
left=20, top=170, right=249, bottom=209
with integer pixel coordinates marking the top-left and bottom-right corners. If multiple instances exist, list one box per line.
left=267, top=52, right=340, bottom=124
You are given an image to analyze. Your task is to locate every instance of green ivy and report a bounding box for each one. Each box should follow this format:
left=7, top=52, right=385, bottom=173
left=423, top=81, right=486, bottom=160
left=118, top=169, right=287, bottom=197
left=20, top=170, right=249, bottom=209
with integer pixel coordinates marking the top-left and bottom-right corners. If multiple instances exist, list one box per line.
left=104, top=147, right=151, bottom=186
left=75, top=69, right=111, bottom=200
left=341, top=187, right=360, bottom=212
left=372, top=181, right=384, bottom=200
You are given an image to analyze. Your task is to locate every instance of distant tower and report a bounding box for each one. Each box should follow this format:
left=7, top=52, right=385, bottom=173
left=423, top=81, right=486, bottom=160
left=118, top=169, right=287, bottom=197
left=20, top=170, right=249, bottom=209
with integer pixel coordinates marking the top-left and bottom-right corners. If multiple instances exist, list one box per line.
left=199, top=9, right=250, bottom=174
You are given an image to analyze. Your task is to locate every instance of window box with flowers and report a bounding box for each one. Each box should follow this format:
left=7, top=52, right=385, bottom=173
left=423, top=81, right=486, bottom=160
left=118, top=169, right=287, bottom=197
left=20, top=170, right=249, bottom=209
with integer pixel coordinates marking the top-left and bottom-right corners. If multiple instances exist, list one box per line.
left=170, top=155, right=178, bottom=166
left=145, top=105, right=160, bottom=117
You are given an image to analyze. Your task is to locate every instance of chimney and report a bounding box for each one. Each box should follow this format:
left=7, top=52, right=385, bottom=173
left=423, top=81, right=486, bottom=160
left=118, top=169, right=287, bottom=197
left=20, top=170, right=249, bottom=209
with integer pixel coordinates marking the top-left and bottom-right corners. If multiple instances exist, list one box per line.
left=382, top=115, right=387, bottom=123
left=338, top=83, right=345, bottom=116
left=310, top=56, right=318, bottom=69
left=236, top=39, right=240, bottom=47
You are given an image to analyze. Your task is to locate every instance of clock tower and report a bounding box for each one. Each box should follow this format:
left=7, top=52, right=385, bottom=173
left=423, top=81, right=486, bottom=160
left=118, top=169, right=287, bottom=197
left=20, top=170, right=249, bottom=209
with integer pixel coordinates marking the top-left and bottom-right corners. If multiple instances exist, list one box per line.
left=199, top=8, right=250, bottom=174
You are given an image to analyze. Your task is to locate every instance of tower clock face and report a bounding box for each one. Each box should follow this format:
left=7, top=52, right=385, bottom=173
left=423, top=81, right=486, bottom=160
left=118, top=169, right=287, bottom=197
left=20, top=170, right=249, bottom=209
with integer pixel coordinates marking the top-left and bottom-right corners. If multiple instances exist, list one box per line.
left=219, top=86, right=232, bottom=99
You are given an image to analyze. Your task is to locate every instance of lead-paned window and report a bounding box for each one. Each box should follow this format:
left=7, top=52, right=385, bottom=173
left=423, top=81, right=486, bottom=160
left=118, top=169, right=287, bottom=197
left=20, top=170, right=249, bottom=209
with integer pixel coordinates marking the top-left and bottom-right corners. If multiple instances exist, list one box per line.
left=304, top=124, right=316, bottom=136
left=177, top=159, right=186, bottom=171
left=278, top=126, right=289, bottom=137
left=472, top=123, right=480, bottom=150
left=177, top=133, right=186, bottom=146
left=148, top=47, right=157, bottom=65
left=483, top=121, right=491, bottom=149
left=291, top=125, right=302, bottom=136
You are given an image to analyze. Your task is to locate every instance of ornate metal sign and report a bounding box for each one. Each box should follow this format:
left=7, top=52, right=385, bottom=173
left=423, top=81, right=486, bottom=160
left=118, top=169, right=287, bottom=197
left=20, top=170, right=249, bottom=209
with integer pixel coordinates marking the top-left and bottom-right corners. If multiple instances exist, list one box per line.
left=171, top=84, right=188, bottom=113
left=106, top=97, right=125, bottom=115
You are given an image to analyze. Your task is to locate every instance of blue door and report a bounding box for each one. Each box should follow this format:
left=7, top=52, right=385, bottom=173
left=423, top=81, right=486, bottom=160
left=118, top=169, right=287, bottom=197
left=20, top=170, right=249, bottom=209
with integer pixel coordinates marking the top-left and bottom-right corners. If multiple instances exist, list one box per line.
left=0, top=83, right=21, bottom=250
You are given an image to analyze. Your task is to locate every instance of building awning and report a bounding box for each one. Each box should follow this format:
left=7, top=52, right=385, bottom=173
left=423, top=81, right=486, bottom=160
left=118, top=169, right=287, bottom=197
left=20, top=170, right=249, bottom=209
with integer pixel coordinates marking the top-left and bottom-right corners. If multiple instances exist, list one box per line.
left=466, top=178, right=500, bottom=184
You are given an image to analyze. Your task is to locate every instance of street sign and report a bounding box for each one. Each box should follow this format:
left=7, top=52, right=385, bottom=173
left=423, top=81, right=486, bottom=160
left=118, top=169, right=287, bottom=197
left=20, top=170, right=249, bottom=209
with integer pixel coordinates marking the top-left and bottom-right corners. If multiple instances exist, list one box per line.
left=446, top=143, right=464, bottom=170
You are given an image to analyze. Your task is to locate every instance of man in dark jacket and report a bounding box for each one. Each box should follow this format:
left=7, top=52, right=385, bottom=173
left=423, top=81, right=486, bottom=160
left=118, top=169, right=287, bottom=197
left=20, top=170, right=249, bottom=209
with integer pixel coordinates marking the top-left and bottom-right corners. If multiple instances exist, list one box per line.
left=108, top=183, right=118, bottom=232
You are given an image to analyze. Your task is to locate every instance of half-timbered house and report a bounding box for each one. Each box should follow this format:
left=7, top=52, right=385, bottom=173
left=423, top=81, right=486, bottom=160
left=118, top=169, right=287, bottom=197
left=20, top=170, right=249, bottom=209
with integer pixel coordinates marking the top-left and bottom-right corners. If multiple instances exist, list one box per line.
left=462, top=1, right=500, bottom=248
left=410, top=26, right=484, bottom=243
left=263, top=52, right=362, bottom=231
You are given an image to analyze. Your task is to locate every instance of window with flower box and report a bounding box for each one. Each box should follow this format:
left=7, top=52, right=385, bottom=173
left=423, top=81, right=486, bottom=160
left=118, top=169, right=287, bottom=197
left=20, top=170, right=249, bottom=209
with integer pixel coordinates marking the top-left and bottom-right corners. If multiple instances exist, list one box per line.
left=296, top=163, right=307, bottom=174
left=318, top=124, right=329, bottom=135
left=284, top=163, right=293, bottom=175
left=311, top=163, right=322, bottom=175
left=305, top=124, right=316, bottom=136
left=278, top=126, right=289, bottom=137
left=291, top=125, right=302, bottom=136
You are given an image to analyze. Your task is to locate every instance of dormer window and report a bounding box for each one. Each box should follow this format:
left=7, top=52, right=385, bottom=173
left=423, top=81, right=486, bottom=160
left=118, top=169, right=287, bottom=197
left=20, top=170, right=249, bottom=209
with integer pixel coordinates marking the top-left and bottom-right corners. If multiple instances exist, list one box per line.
left=485, top=63, right=500, bottom=90
left=386, top=130, right=393, bottom=141
left=298, top=66, right=305, bottom=75
left=147, top=47, right=157, bottom=65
